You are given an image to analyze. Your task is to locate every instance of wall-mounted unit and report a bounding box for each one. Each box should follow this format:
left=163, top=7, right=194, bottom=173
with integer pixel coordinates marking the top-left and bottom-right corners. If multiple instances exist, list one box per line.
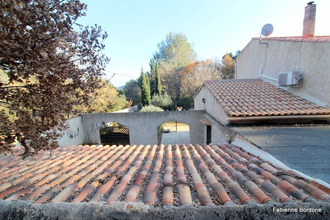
left=278, top=71, right=302, bottom=86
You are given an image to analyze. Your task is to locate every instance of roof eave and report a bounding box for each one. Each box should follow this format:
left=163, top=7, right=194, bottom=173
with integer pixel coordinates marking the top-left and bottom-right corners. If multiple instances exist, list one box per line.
left=227, top=115, right=330, bottom=125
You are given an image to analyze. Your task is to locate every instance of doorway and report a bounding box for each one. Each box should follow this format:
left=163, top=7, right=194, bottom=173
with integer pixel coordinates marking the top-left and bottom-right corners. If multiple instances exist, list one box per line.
left=206, top=125, right=211, bottom=144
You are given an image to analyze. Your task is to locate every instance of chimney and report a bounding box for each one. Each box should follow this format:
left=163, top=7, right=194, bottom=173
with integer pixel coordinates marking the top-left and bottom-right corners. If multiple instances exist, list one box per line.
left=303, top=2, right=316, bottom=38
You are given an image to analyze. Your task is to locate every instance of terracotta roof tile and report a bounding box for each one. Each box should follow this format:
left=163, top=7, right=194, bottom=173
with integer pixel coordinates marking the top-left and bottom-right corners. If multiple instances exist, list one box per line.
left=204, top=79, right=330, bottom=118
left=0, top=144, right=329, bottom=207
left=254, top=36, right=330, bottom=42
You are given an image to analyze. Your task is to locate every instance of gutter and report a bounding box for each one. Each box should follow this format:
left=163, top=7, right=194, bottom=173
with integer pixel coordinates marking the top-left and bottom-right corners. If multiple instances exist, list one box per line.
left=228, top=115, right=330, bottom=123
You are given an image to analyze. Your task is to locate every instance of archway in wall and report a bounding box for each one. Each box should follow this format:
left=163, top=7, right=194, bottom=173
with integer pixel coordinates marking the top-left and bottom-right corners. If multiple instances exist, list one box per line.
left=100, top=122, right=130, bottom=146
left=159, top=120, right=190, bottom=145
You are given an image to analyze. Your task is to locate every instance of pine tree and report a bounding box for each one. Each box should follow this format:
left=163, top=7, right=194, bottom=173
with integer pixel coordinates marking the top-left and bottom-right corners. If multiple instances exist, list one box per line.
left=140, top=68, right=151, bottom=106
left=155, top=63, right=162, bottom=95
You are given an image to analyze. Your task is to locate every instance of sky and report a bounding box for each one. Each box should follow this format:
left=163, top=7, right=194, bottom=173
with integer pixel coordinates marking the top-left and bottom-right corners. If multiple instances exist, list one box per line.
left=78, top=0, right=330, bottom=87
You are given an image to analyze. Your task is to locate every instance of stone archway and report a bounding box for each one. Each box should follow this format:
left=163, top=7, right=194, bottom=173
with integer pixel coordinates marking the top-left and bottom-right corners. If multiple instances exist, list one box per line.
left=158, top=120, right=190, bottom=145
left=79, top=111, right=205, bottom=145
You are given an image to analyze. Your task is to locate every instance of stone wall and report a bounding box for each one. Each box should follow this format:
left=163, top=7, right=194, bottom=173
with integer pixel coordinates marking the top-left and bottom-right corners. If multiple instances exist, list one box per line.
left=58, top=111, right=206, bottom=146
left=81, top=111, right=205, bottom=145
left=1, top=200, right=329, bottom=220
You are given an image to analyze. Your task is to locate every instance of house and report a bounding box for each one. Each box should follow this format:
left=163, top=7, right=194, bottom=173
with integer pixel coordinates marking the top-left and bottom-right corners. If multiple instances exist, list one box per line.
left=236, top=2, right=330, bottom=107
left=194, top=78, right=330, bottom=141
left=194, top=3, right=330, bottom=144
left=194, top=1, right=330, bottom=189
left=1, top=3, right=329, bottom=219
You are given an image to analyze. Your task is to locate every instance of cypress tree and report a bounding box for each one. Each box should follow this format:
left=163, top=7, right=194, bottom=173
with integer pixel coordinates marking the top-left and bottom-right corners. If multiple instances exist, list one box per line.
left=149, top=59, right=156, bottom=96
left=145, top=74, right=151, bottom=105
left=155, top=62, right=162, bottom=95
left=141, top=68, right=151, bottom=106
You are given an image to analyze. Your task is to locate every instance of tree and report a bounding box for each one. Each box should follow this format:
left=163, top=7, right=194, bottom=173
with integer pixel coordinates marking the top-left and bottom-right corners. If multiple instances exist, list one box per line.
left=152, top=32, right=196, bottom=100
left=123, top=79, right=141, bottom=105
left=220, top=52, right=240, bottom=79
left=178, top=96, right=194, bottom=110
left=148, top=58, right=156, bottom=96
left=153, top=32, right=197, bottom=72
left=0, top=0, right=109, bottom=157
left=180, top=59, right=222, bottom=97
left=163, top=68, right=183, bottom=101
left=154, top=62, right=162, bottom=95
left=140, top=68, right=151, bottom=106
left=73, top=80, right=127, bottom=113
left=151, top=93, right=172, bottom=110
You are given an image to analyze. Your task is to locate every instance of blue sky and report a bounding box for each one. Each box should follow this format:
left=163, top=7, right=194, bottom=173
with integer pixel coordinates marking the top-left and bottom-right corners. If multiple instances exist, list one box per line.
left=78, top=0, right=330, bottom=87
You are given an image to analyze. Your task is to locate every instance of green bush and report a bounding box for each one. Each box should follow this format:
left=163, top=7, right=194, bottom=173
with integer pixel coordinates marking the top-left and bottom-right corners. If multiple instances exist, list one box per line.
left=151, top=93, right=173, bottom=110
left=178, top=96, right=194, bottom=110
left=139, top=105, right=164, bottom=112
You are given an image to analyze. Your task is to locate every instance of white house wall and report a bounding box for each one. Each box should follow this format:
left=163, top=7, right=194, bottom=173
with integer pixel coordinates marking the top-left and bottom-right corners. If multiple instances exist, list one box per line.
left=194, top=86, right=229, bottom=125
left=194, top=86, right=231, bottom=144
left=57, top=115, right=85, bottom=146
left=236, top=39, right=330, bottom=107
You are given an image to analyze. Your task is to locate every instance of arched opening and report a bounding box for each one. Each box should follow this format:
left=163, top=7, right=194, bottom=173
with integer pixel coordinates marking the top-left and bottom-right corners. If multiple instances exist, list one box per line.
left=100, top=122, right=130, bottom=146
left=159, top=120, right=190, bottom=145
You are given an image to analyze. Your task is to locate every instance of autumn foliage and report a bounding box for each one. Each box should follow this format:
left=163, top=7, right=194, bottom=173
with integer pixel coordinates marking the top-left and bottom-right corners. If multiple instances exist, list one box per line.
left=180, top=59, right=222, bottom=97
left=0, top=0, right=109, bottom=157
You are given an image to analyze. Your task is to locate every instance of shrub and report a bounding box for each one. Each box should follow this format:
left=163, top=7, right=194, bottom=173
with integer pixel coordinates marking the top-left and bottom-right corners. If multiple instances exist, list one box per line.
left=178, top=96, right=194, bottom=110
left=139, top=105, right=164, bottom=112
left=151, top=93, right=173, bottom=110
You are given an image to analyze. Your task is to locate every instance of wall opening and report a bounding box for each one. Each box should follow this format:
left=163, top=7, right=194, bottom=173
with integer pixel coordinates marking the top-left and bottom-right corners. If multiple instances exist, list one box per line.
left=100, top=122, right=130, bottom=146
left=159, top=120, right=190, bottom=145
left=206, top=125, right=212, bottom=144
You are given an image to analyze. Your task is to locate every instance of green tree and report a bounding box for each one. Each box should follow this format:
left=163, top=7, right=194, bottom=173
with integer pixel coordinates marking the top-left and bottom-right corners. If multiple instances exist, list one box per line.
left=107, top=94, right=127, bottom=112
left=178, top=96, right=194, bottom=110
left=149, top=58, right=156, bottom=96
left=153, top=32, right=197, bottom=72
left=140, top=68, right=151, bottom=106
left=73, top=80, right=126, bottom=113
left=155, top=62, right=162, bottom=95
left=123, top=79, right=141, bottom=105
left=151, top=93, right=172, bottom=110
left=152, top=32, right=197, bottom=101
left=0, top=0, right=108, bottom=157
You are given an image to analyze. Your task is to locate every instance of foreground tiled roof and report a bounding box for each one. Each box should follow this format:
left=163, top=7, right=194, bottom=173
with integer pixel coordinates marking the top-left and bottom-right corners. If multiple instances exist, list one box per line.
left=0, top=144, right=329, bottom=206
left=204, top=79, right=330, bottom=117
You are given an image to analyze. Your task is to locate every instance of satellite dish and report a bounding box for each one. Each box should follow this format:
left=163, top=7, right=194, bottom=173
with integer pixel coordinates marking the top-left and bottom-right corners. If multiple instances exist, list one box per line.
left=261, top=24, right=273, bottom=37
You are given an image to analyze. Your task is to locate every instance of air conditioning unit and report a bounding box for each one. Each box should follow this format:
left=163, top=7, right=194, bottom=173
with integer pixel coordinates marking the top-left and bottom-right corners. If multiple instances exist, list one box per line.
left=278, top=71, right=302, bottom=86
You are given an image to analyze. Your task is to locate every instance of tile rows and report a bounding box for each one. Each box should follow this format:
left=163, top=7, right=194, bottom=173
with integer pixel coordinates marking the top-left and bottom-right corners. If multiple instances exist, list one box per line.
left=254, top=36, right=330, bottom=43
left=0, top=144, right=329, bottom=206
left=204, top=79, right=330, bottom=117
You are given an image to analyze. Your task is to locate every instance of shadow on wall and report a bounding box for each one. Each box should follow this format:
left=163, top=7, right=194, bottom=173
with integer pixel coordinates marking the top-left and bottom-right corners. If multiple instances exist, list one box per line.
left=57, top=115, right=85, bottom=146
